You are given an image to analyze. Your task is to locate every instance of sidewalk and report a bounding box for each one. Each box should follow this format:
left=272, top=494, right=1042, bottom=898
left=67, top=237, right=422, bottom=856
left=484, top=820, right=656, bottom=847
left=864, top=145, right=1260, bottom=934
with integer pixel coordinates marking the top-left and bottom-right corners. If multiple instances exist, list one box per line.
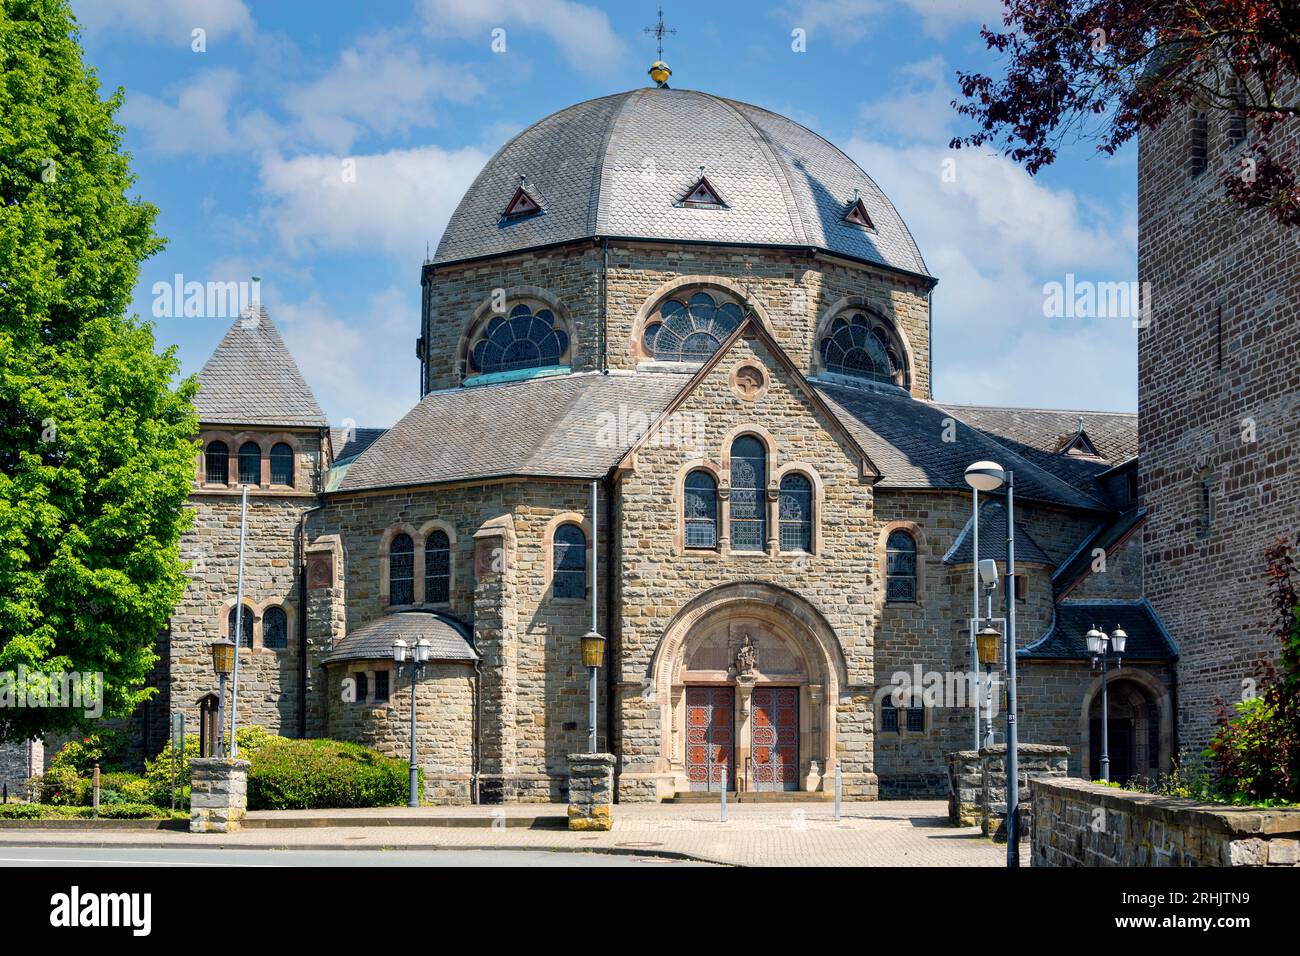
left=0, top=800, right=1024, bottom=867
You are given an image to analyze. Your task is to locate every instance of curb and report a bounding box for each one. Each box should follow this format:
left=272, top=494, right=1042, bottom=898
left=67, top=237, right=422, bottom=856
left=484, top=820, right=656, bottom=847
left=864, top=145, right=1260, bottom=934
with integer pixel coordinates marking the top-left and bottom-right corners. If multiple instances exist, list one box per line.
left=242, top=814, right=569, bottom=830
left=0, top=838, right=730, bottom=865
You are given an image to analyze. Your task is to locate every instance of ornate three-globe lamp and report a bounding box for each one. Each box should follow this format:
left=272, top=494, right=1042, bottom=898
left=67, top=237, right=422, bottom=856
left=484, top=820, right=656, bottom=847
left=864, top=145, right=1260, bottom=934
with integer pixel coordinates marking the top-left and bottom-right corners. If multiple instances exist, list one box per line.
left=392, top=635, right=432, bottom=808
left=1086, top=625, right=1128, bottom=783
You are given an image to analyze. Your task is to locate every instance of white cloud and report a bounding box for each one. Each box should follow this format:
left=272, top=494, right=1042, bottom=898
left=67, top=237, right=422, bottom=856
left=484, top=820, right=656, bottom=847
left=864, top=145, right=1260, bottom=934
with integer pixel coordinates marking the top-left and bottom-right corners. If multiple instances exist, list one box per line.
left=419, top=0, right=625, bottom=73
left=845, top=135, right=1138, bottom=410
left=270, top=287, right=420, bottom=427
left=72, top=0, right=254, bottom=44
left=782, top=0, right=1000, bottom=44
left=284, top=32, right=484, bottom=152
left=120, top=69, right=257, bottom=155
left=257, top=144, right=490, bottom=258
left=858, top=55, right=956, bottom=145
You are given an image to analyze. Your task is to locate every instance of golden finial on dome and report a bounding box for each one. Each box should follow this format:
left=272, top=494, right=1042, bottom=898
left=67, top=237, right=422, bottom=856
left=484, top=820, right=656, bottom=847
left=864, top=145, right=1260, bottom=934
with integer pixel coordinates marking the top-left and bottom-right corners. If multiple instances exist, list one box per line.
left=644, top=7, right=675, bottom=88
left=649, top=61, right=671, bottom=88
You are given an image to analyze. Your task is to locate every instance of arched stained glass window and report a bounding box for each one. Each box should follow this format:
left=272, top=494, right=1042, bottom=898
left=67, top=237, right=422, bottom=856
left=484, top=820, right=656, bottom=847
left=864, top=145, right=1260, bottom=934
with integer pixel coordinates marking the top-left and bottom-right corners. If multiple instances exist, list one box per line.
left=227, top=605, right=254, bottom=648
left=553, top=524, right=586, bottom=599
left=778, top=473, right=813, bottom=552
left=885, top=530, right=917, bottom=602
left=818, top=312, right=906, bottom=386
left=684, top=471, right=718, bottom=549
left=237, top=441, right=261, bottom=485
left=205, top=441, right=229, bottom=485
left=269, top=442, right=294, bottom=485
left=730, top=436, right=767, bottom=551
left=389, top=533, right=414, bottom=606
left=263, top=606, right=288, bottom=650
left=425, top=530, right=450, bottom=604
left=645, top=292, right=744, bottom=362
left=469, top=303, right=569, bottom=376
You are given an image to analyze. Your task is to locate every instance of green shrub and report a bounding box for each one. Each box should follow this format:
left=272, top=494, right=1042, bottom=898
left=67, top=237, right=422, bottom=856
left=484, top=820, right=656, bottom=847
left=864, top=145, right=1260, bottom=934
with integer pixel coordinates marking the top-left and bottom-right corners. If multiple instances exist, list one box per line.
left=98, top=772, right=151, bottom=805
left=37, top=766, right=89, bottom=806
left=96, top=802, right=168, bottom=819
left=1206, top=538, right=1300, bottom=804
left=0, top=803, right=43, bottom=819
left=144, top=725, right=282, bottom=808
left=248, top=738, right=419, bottom=810
left=48, top=731, right=132, bottom=775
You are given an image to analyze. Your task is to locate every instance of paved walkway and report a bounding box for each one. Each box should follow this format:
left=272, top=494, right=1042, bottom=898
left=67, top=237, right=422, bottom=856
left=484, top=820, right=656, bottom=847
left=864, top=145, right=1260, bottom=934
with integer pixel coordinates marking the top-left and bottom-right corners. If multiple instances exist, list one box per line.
left=0, top=801, right=1025, bottom=867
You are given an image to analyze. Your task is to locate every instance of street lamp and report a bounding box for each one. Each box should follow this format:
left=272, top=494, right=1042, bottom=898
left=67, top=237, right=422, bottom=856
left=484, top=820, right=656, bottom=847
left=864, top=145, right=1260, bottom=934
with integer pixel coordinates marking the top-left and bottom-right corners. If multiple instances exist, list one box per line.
left=1088, top=625, right=1127, bottom=783
left=964, top=461, right=1005, bottom=750
left=209, top=640, right=235, bottom=758
left=975, top=623, right=1001, bottom=749
left=581, top=630, right=606, bottom=752
left=393, top=635, right=432, bottom=807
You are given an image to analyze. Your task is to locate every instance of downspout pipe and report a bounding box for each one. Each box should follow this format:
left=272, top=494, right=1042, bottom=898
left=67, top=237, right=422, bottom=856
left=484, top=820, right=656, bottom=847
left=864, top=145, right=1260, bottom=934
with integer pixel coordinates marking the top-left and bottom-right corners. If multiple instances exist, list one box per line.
left=603, top=472, right=617, bottom=788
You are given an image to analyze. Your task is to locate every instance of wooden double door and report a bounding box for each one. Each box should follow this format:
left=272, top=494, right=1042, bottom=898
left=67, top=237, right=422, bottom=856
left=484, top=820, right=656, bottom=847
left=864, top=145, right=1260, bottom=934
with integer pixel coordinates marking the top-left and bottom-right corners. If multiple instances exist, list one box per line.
left=685, top=685, right=799, bottom=792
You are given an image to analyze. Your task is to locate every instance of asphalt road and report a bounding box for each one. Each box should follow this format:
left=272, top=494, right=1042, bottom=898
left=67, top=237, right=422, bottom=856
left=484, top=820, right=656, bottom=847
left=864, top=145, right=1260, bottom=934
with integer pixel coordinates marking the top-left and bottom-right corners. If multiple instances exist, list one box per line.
left=0, top=846, right=712, bottom=867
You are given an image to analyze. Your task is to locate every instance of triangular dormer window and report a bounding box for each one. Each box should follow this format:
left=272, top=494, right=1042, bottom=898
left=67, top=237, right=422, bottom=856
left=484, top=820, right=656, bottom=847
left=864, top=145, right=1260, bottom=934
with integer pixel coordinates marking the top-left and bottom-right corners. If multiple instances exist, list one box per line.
left=843, top=192, right=875, bottom=230
left=1059, top=429, right=1101, bottom=458
left=679, top=171, right=726, bottom=208
left=501, top=181, right=542, bottom=221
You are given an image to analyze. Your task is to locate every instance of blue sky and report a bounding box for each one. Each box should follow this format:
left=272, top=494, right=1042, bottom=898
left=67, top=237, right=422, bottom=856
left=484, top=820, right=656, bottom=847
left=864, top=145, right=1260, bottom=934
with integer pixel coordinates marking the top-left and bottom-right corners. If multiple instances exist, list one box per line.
left=72, top=0, right=1139, bottom=427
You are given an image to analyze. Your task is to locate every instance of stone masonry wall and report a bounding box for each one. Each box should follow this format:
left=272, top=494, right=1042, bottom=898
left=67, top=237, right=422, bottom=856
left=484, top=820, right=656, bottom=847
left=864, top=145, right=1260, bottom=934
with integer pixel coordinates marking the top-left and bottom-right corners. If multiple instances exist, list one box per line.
left=1138, top=75, right=1299, bottom=754
left=1032, top=776, right=1300, bottom=866
left=423, top=241, right=933, bottom=399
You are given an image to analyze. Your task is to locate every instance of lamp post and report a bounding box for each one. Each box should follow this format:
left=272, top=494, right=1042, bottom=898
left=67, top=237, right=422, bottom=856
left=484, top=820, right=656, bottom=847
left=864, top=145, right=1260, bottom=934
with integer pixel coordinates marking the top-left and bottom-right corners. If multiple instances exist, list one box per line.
left=964, top=461, right=1006, bottom=751
left=975, top=624, right=1001, bottom=749
left=1087, top=625, right=1127, bottom=782
left=393, top=635, right=432, bottom=807
left=583, top=480, right=605, bottom=753
left=209, top=639, right=235, bottom=758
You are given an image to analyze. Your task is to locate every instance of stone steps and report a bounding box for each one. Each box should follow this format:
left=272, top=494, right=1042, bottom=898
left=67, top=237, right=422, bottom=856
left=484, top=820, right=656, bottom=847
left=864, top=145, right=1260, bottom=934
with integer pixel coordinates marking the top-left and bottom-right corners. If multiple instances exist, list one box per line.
left=665, top=791, right=834, bottom=804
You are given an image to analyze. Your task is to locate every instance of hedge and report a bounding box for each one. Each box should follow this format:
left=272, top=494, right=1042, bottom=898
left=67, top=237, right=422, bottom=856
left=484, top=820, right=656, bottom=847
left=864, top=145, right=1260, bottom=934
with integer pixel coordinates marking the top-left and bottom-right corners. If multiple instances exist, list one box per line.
left=248, top=738, right=418, bottom=810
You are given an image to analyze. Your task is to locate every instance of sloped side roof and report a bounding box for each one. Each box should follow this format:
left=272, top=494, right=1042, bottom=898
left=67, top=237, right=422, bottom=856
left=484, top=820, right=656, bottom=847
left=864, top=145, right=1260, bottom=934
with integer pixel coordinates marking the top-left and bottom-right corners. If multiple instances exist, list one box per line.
left=434, top=88, right=930, bottom=278
left=336, top=372, right=685, bottom=493
left=323, top=611, right=476, bottom=665
left=1020, top=600, right=1178, bottom=661
left=194, top=309, right=327, bottom=428
left=940, top=404, right=1137, bottom=492
left=816, top=383, right=1109, bottom=511
left=1053, top=507, right=1147, bottom=597
left=943, top=500, right=1054, bottom=566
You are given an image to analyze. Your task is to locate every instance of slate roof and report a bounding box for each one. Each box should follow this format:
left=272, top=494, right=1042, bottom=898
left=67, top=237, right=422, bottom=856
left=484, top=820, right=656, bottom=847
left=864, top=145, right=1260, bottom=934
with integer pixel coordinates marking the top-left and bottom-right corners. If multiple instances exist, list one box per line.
left=434, top=88, right=931, bottom=279
left=943, top=500, right=1054, bottom=566
left=323, top=611, right=477, bottom=665
left=1053, top=507, right=1147, bottom=597
left=194, top=309, right=327, bottom=428
left=940, top=404, right=1138, bottom=493
left=815, top=382, right=1110, bottom=511
left=330, top=427, right=388, bottom=465
left=335, top=372, right=686, bottom=493
left=1020, top=600, right=1178, bottom=661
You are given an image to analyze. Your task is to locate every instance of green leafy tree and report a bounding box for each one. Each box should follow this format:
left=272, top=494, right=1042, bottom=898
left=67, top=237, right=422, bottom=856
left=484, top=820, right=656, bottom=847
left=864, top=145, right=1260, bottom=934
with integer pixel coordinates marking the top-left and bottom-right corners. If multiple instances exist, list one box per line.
left=0, top=0, right=196, bottom=740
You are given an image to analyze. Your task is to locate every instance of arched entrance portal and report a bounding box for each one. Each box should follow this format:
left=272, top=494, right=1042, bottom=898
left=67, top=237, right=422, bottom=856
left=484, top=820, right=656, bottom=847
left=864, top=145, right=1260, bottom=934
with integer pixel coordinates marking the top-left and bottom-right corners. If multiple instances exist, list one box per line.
left=1080, top=671, right=1173, bottom=785
left=650, top=583, right=845, bottom=796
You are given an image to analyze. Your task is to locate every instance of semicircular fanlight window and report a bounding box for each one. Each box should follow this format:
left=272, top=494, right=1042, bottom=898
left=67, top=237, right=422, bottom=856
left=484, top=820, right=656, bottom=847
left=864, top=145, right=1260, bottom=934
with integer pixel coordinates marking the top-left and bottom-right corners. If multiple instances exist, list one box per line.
left=646, top=292, right=744, bottom=363
left=818, top=313, right=906, bottom=386
left=470, top=304, right=569, bottom=375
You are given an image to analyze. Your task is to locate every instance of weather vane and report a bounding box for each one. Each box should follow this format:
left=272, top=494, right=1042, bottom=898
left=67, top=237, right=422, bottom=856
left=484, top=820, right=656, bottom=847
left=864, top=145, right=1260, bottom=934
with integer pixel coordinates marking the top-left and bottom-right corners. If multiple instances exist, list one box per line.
left=643, top=7, right=676, bottom=61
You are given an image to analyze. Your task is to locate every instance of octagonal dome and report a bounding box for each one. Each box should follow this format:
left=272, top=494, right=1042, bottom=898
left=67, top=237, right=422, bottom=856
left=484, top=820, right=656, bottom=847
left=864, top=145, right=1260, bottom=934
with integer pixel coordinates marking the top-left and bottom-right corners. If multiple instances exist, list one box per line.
left=434, top=88, right=930, bottom=279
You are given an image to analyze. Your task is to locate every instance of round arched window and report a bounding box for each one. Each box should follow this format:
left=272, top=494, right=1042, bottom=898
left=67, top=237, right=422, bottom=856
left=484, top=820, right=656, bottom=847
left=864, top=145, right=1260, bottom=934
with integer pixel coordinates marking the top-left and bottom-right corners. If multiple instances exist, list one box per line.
left=818, top=312, right=907, bottom=387
left=643, top=291, right=744, bottom=363
left=468, top=303, right=569, bottom=377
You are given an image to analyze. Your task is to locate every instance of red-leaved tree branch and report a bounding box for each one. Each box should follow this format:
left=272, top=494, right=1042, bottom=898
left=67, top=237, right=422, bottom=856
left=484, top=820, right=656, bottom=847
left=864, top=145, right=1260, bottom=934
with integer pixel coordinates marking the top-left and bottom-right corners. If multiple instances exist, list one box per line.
left=950, top=0, right=1300, bottom=226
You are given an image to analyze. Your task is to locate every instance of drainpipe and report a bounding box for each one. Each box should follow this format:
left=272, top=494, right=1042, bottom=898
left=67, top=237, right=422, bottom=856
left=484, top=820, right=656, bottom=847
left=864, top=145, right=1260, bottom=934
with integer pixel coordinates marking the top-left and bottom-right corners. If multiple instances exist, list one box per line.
left=603, top=472, right=617, bottom=789
left=472, top=657, right=482, bottom=804
left=926, top=287, right=934, bottom=400
left=297, top=496, right=325, bottom=739
left=599, top=238, right=609, bottom=373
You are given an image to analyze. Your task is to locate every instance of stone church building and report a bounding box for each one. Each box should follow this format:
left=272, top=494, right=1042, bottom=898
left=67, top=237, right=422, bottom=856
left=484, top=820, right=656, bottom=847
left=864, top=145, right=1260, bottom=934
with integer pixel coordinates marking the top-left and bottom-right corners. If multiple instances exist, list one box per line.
left=5, top=79, right=1188, bottom=802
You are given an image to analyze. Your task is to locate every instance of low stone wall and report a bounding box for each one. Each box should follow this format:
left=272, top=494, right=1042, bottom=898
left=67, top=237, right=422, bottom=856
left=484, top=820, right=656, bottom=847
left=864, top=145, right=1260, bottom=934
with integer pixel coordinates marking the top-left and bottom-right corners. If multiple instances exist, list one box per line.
left=980, top=743, right=1069, bottom=841
left=946, top=743, right=1069, bottom=839
left=0, top=739, right=42, bottom=798
left=1032, top=777, right=1300, bottom=866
